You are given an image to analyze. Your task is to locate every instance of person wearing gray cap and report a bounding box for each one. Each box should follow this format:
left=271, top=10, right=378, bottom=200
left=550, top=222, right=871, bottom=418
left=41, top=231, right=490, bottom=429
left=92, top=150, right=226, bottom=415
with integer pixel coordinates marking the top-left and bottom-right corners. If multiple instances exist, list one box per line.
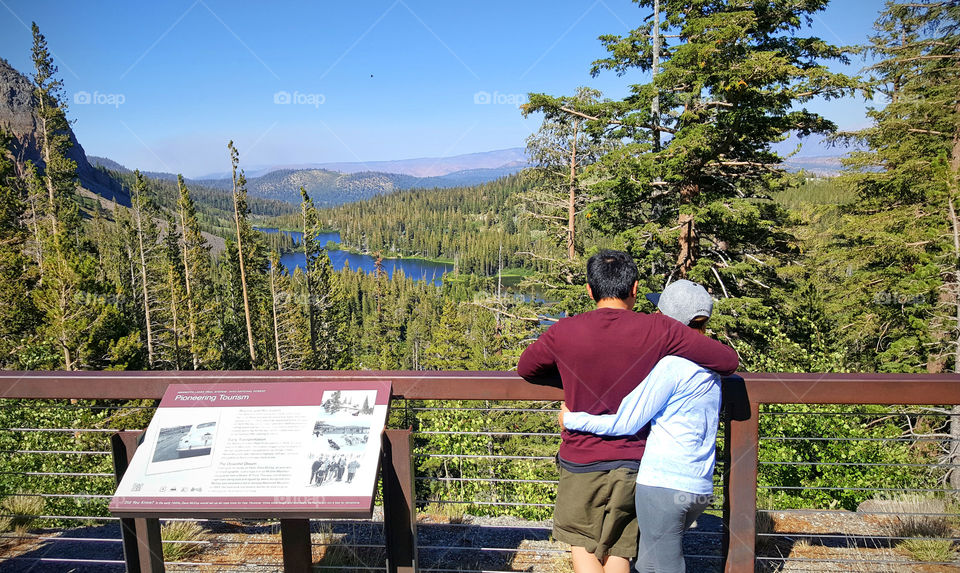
left=561, top=279, right=726, bottom=573
left=645, top=279, right=713, bottom=332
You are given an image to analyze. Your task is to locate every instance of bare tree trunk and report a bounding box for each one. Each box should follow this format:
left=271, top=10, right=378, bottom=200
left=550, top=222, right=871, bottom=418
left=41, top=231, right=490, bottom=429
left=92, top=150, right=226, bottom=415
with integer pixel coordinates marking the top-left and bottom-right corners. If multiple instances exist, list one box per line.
left=676, top=183, right=699, bottom=275
left=133, top=189, right=155, bottom=368
left=567, top=119, right=579, bottom=261
left=232, top=170, right=257, bottom=367
left=37, top=101, right=59, bottom=240
left=651, top=0, right=662, bottom=152
left=168, top=265, right=182, bottom=371
left=26, top=189, right=44, bottom=279
left=301, top=205, right=316, bottom=357
left=55, top=274, right=73, bottom=370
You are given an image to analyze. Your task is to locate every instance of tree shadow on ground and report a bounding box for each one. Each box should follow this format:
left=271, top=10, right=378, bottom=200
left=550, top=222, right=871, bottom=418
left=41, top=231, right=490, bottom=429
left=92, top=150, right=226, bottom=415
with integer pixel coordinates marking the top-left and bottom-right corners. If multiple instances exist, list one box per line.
left=0, top=522, right=125, bottom=572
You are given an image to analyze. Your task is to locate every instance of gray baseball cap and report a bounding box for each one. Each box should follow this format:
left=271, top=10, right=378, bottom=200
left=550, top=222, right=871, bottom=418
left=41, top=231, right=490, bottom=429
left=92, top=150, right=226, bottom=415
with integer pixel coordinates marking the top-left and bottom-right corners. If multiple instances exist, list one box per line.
left=644, top=279, right=713, bottom=326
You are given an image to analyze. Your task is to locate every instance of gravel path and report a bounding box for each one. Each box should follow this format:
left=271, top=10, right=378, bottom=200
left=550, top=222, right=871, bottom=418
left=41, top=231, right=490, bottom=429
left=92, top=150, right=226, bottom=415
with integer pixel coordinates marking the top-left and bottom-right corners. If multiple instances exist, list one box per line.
left=12, top=508, right=957, bottom=572
left=0, top=509, right=725, bottom=572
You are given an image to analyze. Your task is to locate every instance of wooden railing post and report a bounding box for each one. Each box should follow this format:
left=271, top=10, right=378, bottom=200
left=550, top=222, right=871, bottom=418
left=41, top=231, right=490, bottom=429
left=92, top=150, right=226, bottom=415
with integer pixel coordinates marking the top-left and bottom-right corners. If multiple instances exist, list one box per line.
left=723, top=397, right=759, bottom=573
left=111, top=431, right=165, bottom=573
left=383, top=428, right=417, bottom=573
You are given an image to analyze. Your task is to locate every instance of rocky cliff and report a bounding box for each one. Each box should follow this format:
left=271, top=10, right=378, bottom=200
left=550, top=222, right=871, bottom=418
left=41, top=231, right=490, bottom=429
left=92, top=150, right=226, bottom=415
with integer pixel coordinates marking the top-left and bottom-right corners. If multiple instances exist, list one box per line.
left=0, top=57, right=128, bottom=205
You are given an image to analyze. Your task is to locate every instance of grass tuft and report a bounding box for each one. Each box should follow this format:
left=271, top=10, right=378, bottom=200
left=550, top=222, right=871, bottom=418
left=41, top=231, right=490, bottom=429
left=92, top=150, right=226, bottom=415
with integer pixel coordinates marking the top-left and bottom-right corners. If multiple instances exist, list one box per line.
left=756, top=493, right=778, bottom=554
left=879, top=495, right=955, bottom=563
left=161, top=520, right=205, bottom=561
left=422, top=500, right=466, bottom=524
left=0, top=495, right=45, bottom=535
left=898, top=538, right=955, bottom=563
left=315, top=522, right=386, bottom=567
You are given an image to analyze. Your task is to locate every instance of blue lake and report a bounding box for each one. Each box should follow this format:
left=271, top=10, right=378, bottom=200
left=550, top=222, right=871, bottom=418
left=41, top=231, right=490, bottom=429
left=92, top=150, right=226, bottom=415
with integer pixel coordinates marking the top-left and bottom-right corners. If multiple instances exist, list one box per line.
left=256, top=228, right=453, bottom=286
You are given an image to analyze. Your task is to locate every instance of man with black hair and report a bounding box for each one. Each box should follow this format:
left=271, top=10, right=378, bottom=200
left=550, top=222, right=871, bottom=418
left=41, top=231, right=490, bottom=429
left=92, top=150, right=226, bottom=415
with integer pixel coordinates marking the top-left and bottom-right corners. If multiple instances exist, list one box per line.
left=517, top=250, right=738, bottom=573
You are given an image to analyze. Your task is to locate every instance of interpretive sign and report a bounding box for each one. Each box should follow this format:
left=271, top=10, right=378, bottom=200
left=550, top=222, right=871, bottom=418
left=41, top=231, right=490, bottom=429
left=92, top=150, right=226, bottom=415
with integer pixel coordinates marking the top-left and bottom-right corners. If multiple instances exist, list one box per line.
left=110, top=381, right=391, bottom=518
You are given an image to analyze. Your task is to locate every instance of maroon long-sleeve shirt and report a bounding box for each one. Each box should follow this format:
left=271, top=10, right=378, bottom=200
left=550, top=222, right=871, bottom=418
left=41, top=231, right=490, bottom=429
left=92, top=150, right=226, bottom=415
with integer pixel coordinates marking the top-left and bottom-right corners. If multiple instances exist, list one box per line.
left=517, top=308, right=739, bottom=464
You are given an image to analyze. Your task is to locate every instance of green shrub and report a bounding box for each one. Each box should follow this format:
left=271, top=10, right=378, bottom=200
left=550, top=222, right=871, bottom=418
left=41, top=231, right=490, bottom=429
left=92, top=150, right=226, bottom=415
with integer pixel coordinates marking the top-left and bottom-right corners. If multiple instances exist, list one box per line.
left=758, top=405, right=940, bottom=510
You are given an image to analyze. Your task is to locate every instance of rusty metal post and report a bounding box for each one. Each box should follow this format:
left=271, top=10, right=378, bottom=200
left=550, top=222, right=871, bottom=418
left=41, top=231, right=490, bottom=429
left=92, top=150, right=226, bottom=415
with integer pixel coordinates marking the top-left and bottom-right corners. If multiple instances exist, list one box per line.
left=383, top=428, right=417, bottom=573
left=280, top=519, right=313, bottom=571
left=724, top=400, right=759, bottom=573
left=111, top=431, right=165, bottom=573
left=112, top=432, right=142, bottom=573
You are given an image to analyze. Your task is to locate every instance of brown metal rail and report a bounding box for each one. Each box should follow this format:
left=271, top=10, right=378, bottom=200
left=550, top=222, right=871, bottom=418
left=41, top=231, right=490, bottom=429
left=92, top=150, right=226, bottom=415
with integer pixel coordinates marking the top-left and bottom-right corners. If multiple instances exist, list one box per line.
left=3, top=370, right=960, bottom=573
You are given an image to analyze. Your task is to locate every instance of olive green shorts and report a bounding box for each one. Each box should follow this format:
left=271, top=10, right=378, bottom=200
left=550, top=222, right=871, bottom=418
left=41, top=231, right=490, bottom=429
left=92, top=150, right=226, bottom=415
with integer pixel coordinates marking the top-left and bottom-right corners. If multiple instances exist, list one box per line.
left=553, top=466, right=639, bottom=560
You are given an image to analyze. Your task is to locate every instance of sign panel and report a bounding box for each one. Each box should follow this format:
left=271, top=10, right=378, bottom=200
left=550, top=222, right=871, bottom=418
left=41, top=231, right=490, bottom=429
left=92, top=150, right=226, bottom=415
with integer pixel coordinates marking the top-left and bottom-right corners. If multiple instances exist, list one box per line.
left=110, top=381, right=391, bottom=518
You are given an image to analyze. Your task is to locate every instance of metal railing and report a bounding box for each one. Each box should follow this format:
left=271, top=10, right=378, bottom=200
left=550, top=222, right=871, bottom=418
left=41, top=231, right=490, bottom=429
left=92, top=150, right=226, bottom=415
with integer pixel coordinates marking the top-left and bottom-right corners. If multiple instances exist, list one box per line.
left=0, top=371, right=959, bottom=572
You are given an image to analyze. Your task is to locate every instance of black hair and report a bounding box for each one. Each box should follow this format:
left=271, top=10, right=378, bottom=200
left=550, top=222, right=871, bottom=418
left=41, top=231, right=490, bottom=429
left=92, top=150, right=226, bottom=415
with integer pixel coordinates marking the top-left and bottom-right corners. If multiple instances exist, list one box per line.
left=586, top=250, right=639, bottom=302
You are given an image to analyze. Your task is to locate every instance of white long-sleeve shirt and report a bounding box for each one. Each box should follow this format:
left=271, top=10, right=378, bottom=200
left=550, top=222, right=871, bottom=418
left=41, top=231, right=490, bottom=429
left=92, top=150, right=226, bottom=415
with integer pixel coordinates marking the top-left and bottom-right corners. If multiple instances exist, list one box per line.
left=563, top=355, right=720, bottom=495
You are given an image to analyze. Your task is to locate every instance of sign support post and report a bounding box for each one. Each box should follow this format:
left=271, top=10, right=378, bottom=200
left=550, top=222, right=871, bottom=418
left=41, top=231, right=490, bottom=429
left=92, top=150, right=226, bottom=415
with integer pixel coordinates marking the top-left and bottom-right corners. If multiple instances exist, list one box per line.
left=280, top=519, right=313, bottom=571
left=111, top=431, right=165, bottom=573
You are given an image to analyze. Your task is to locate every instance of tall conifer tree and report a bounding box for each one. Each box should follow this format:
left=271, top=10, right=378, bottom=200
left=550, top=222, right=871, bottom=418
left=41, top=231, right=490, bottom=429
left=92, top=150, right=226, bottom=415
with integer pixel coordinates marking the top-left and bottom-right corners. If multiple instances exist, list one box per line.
left=29, top=23, right=111, bottom=369
left=130, top=170, right=158, bottom=367
left=228, top=141, right=257, bottom=367
left=840, top=0, right=960, bottom=486
left=527, top=0, right=857, bottom=291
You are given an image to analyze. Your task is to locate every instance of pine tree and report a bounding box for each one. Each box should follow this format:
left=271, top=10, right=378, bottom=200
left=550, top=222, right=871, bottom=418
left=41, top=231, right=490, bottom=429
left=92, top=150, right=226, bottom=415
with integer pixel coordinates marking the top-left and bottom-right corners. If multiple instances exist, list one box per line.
left=522, top=87, right=612, bottom=264
left=130, top=170, right=159, bottom=367
left=160, top=213, right=185, bottom=370
left=839, top=0, right=960, bottom=486
left=175, top=175, right=219, bottom=369
left=300, top=187, right=318, bottom=355
left=268, top=251, right=311, bottom=370
left=423, top=301, right=471, bottom=370
left=29, top=23, right=113, bottom=370
left=298, top=187, right=348, bottom=369
left=30, top=22, right=76, bottom=243
left=228, top=141, right=258, bottom=367
left=528, top=0, right=856, bottom=295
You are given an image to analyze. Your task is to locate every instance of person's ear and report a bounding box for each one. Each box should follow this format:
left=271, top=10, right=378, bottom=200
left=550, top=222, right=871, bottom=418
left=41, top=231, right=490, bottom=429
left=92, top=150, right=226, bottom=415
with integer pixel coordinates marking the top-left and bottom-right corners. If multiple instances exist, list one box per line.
left=586, top=283, right=594, bottom=300
left=631, top=281, right=638, bottom=298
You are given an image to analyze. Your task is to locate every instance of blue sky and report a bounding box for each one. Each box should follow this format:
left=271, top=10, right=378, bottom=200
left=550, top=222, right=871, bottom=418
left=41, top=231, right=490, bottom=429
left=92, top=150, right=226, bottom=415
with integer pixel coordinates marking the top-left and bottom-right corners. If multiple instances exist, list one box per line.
left=1, top=0, right=887, bottom=178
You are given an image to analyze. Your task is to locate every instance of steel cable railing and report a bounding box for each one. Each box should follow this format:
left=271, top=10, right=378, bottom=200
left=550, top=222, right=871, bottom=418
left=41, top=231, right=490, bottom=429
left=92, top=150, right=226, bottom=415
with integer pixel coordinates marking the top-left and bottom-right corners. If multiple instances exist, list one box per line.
left=2, top=371, right=960, bottom=572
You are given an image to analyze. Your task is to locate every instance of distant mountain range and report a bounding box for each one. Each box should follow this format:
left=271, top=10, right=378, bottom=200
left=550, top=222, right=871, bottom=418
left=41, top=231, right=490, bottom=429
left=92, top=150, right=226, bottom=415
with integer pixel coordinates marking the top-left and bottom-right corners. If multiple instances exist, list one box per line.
left=88, top=156, right=529, bottom=207
left=192, top=148, right=529, bottom=180
left=782, top=155, right=844, bottom=176
left=88, top=144, right=843, bottom=208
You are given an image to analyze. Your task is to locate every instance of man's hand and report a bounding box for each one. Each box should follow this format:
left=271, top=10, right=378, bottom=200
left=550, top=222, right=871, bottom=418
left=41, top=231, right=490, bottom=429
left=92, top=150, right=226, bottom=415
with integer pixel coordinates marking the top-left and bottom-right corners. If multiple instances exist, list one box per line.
left=559, top=402, right=570, bottom=429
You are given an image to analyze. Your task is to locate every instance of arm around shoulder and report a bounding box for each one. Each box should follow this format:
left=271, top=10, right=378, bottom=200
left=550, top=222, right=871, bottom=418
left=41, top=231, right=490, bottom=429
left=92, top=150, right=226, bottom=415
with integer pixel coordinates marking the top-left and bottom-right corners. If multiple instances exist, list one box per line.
left=663, top=316, right=739, bottom=375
